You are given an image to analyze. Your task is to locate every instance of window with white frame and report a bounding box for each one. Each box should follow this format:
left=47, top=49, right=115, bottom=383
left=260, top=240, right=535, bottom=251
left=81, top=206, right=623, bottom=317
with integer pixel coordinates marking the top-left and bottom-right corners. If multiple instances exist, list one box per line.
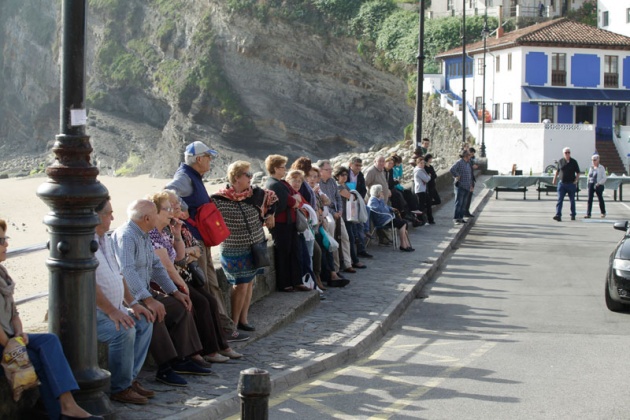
left=496, top=55, right=500, bottom=73
left=541, top=105, right=554, bottom=123
left=604, top=55, right=618, bottom=88
left=603, top=11, right=609, bottom=26
left=493, top=103, right=500, bottom=120
left=507, top=53, right=512, bottom=71
left=477, top=58, right=484, bottom=75
left=627, top=8, right=630, bottom=23
left=551, top=53, right=566, bottom=86
left=503, top=103, right=512, bottom=120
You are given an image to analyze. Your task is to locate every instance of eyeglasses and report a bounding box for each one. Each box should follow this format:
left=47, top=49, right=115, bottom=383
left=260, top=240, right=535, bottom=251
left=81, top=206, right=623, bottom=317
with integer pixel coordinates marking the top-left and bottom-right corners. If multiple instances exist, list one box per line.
left=564, top=151, right=571, bottom=154
left=242, top=172, right=253, bottom=178
left=161, top=207, right=173, bottom=213
left=0, top=236, right=9, bottom=246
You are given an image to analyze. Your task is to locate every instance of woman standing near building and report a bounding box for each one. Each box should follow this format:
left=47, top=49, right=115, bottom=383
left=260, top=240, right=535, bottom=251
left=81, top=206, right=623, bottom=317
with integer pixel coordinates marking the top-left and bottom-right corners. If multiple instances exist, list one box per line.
left=584, top=154, right=607, bottom=219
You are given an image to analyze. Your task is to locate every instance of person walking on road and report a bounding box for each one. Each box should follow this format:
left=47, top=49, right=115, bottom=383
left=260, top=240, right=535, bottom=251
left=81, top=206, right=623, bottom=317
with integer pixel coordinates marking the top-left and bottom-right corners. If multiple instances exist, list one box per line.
left=584, top=154, right=607, bottom=219
left=552, top=147, right=580, bottom=221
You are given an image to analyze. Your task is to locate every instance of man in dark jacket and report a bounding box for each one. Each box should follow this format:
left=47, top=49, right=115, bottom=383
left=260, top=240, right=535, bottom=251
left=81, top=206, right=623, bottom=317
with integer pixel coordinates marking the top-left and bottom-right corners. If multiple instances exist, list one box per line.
left=552, top=147, right=581, bottom=221
left=348, top=156, right=372, bottom=258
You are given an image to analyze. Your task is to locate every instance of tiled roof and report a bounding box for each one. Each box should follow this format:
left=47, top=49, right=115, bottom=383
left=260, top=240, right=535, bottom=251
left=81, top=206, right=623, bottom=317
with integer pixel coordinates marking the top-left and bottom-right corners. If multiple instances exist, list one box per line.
left=436, top=18, right=630, bottom=59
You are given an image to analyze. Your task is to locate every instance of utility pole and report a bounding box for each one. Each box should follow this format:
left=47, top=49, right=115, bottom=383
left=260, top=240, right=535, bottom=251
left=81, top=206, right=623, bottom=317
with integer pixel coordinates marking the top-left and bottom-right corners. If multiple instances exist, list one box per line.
left=415, top=0, right=426, bottom=149
left=481, top=2, right=489, bottom=158
left=462, top=0, right=467, bottom=146
left=36, top=0, right=112, bottom=416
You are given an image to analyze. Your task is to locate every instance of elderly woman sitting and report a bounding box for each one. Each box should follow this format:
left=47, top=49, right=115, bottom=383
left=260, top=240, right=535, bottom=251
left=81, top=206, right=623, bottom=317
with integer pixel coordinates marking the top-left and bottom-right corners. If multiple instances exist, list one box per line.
left=366, top=185, right=414, bottom=252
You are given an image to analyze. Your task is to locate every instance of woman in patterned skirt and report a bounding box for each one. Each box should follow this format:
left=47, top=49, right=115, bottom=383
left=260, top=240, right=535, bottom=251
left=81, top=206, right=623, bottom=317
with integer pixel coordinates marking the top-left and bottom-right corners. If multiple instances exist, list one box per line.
left=213, top=161, right=277, bottom=332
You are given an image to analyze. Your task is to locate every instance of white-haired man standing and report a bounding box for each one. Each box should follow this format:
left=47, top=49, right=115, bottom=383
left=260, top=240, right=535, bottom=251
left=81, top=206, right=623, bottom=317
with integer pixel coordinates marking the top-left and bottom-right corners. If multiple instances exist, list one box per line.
left=165, top=141, right=248, bottom=342
left=552, top=147, right=580, bottom=222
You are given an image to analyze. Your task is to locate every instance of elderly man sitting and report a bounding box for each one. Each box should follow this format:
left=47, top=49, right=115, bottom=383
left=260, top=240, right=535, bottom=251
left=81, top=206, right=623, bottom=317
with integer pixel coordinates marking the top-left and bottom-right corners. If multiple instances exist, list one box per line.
left=112, top=199, right=212, bottom=387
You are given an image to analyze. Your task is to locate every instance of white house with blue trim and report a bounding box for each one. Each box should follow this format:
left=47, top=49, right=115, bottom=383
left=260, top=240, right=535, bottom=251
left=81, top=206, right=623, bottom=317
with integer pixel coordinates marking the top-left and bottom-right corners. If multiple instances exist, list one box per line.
left=435, top=18, right=630, bottom=174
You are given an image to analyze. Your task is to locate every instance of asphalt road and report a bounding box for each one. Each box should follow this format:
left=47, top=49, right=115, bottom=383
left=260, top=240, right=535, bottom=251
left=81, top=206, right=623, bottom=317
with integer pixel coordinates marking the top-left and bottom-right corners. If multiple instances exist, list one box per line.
left=266, top=193, right=630, bottom=419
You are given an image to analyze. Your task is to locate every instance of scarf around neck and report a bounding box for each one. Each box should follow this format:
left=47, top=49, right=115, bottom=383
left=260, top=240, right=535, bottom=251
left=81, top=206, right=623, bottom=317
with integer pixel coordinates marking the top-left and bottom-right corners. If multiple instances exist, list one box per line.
left=0, top=265, right=15, bottom=315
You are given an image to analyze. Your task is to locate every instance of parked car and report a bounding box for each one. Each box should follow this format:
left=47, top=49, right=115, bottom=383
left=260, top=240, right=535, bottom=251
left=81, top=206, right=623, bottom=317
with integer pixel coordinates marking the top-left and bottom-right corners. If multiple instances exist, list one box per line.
left=605, top=221, right=630, bottom=312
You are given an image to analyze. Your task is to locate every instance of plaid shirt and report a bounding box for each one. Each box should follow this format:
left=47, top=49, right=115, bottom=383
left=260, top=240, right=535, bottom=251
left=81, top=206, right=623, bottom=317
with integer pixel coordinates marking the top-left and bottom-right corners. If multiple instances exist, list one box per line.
left=450, top=158, right=473, bottom=190
left=111, top=220, right=177, bottom=301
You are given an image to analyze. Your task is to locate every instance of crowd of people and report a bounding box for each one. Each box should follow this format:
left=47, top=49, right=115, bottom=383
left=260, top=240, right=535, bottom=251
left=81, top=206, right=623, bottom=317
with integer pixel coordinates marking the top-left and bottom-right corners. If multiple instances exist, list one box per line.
left=0, top=138, right=481, bottom=415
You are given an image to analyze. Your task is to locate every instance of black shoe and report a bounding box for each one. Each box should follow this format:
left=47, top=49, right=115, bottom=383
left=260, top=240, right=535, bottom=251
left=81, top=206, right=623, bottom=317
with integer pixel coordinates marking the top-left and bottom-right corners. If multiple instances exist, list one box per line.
left=238, top=322, right=256, bottom=331
left=327, top=279, right=350, bottom=287
left=155, top=368, right=188, bottom=387
left=428, top=221, right=436, bottom=225
left=358, top=251, right=373, bottom=259
left=172, top=359, right=214, bottom=376
left=571, top=215, right=576, bottom=220
left=455, top=219, right=467, bottom=224
left=224, top=329, right=250, bottom=342
left=464, top=213, right=474, bottom=218
left=553, top=215, right=561, bottom=221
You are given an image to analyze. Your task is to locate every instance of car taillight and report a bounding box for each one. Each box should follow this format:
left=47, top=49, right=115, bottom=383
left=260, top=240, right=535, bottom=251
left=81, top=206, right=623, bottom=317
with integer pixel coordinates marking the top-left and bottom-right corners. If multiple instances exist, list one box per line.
left=613, top=259, right=630, bottom=278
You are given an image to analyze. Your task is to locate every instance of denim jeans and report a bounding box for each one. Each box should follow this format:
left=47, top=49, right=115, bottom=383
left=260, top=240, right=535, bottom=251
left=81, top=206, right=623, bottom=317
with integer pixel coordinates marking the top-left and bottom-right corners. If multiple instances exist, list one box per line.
left=97, top=309, right=153, bottom=394
left=454, top=186, right=469, bottom=220
left=0, top=333, right=80, bottom=420
left=352, top=222, right=367, bottom=254
left=556, top=181, right=577, bottom=218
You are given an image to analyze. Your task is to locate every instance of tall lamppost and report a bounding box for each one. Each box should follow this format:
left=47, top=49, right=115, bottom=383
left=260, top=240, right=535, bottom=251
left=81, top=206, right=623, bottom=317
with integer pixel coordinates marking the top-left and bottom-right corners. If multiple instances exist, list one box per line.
left=461, top=0, right=467, bottom=146
left=480, top=8, right=490, bottom=158
left=415, top=0, right=426, bottom=149
left=36, top=0, right=112, bottom=416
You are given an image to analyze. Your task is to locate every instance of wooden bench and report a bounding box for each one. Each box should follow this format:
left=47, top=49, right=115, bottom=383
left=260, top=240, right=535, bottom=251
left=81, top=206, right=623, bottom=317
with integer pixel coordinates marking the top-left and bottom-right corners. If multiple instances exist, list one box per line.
left=536, top=183, right=581, bottom=200
left=494, top=186, right=527, bottom=200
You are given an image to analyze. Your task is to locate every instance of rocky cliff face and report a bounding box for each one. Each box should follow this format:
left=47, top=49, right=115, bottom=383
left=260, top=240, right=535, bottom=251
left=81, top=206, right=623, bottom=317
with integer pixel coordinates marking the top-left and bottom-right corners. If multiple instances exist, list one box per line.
left=0, top=0, right=416, bottom=178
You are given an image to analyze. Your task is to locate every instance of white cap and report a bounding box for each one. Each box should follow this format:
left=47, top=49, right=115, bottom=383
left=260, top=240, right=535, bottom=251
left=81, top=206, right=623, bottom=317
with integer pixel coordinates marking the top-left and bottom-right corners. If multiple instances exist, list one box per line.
left=184, top=141, right=218, bottom=158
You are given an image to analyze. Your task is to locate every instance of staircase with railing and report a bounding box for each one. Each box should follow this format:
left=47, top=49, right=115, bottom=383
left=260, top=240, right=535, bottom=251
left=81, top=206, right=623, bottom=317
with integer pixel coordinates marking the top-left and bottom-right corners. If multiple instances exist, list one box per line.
left=596, top=139, right=627, bottom=175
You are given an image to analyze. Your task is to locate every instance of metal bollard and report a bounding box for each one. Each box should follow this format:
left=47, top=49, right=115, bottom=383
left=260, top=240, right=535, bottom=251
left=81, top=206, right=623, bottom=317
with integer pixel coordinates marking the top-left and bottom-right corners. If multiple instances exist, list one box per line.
left=238, top=368, right=270, bottom=420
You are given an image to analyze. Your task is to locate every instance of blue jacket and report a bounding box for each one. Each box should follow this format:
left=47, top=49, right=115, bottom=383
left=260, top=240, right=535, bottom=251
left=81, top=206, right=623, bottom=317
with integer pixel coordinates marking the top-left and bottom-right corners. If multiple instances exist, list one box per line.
left=367, top=196, right=394, bottom=227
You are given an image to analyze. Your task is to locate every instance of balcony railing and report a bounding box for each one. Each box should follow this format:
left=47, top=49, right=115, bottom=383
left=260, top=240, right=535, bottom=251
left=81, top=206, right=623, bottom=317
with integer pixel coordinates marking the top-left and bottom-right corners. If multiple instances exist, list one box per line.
left=551, top=71, right=566, bottom=86
left=604, top=73, right=618, bottom=88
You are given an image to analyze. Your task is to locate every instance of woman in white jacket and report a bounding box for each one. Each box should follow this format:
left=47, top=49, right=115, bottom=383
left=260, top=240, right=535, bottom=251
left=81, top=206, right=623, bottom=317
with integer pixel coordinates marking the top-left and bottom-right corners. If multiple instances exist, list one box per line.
left=414, top=156, right=432, bottom=224
left=584, top=154, right=607, bottom=218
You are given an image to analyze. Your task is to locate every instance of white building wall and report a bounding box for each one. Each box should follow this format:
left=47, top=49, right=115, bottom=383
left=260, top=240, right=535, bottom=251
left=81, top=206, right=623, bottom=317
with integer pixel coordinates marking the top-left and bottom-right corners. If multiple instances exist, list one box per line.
left=468, top=44, right=630, bottom=124
left=598, top=0, right=630, bottom=37
left=483, top=123, right=595, bottom=174
left=613, top=126, right=630, bottom=173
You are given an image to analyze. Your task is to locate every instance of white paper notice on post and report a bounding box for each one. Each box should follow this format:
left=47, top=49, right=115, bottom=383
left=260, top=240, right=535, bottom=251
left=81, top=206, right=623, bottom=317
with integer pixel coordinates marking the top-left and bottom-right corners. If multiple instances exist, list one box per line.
left=70, top=109, right=87, bottom=126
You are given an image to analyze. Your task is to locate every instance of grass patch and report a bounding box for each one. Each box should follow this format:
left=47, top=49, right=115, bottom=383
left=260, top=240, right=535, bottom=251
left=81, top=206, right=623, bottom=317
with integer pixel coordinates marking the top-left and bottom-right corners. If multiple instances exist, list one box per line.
left=115, top=153, right=142, bottom=176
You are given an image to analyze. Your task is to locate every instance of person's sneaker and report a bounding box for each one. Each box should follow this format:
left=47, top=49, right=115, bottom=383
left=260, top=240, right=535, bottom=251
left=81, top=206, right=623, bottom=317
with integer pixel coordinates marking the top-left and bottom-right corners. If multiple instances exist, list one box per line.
left=570, top=215, right=576, bottom=221
left=601, top=213, right=606, bottom=218
left=110, top=387, right=149, bottom=405
left=358, top=251, right=373, bottom=259
left=172, top=359, right=214, bottom=376
left=225, top=329, right=250, bottom=343
left=131, top=380, right=155, bottom=399
left=584, top=215, right=591, bottom=219
left=155, top=368, right=187, bottom=387
left=553, top=215, right=561, bottom=221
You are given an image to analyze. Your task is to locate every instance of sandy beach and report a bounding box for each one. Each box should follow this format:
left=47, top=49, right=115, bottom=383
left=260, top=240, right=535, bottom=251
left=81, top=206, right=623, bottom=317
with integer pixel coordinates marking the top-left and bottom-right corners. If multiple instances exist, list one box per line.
left=0, top=174, right=223, bottom=332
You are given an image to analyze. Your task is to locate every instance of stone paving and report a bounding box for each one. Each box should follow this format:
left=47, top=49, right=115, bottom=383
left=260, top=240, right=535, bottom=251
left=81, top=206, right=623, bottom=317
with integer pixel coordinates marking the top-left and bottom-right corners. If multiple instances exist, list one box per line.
left=113, top=178, right=492, bottom=420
